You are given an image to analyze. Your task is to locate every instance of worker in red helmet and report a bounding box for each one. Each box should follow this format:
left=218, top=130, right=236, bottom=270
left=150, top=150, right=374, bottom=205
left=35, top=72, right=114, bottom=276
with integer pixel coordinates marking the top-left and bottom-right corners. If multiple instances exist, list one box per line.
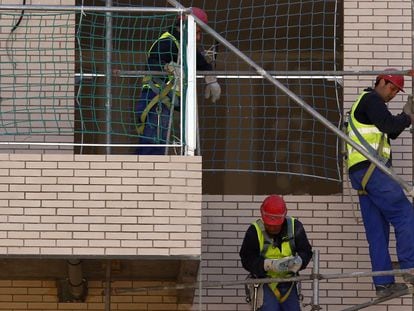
left=346, top=68, right=414, bottom=297
left=135, top=7, right=221, bottom=155
left=239, top=195, right=312, bottom=311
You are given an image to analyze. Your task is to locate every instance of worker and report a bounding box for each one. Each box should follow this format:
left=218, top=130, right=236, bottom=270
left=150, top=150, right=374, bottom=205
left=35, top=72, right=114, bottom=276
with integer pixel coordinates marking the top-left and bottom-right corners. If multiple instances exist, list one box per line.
left=135, top=7, right=221, bottom=155
left=346, top=68, right=414, bottom=297
left=240, top=195, right=313, bottom=311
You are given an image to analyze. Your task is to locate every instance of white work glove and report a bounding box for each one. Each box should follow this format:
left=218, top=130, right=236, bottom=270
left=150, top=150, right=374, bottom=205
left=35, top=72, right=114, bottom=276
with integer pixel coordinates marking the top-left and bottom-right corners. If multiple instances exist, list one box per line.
left=287, top=256, right=302, bottom=273
left=402, top=95, right=414, bottom=125
left=204, top=75, right=221, bottom=103
left=403, top=94, right=414, bottom=115
left=202, top=45, right=218, bottom=64
left=264, top=257, right=292, bottom=273
left=263, top=256, right=302, bottom=273
left=164, top=61, right=182, bottom=91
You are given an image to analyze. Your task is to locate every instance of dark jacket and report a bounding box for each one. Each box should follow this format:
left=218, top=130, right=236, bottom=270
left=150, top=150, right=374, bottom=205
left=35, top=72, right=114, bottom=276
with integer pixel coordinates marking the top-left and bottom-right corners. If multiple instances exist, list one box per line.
left=239, top=218, right=313, bottom=278
left=147, top=27, right=212, bottom=72
left=349, top=87, right=411, bottom=172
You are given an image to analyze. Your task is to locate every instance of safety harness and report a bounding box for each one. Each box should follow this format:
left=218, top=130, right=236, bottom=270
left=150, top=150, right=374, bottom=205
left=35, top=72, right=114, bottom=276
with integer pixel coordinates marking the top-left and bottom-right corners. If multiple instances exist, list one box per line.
left=261, top=217, right=296, bottom=302
left=245, top=217, right=298, bottom=308
left=347, top=116, right=387, bottom=195
left=136, top=79, right=174, bottom=136
left=136, top=32, right=180, bottom=138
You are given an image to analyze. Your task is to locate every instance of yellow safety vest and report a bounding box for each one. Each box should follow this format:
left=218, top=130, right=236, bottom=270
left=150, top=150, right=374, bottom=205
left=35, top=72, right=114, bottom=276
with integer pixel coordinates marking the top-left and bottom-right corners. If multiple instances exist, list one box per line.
left=136, top=32, right=180, bottom=135
left=347, top=91, right=391, bottom=169
left=253, top=217, right=296, bottom=302
left=143, top=31, right=180, bottom=89
left=148, top=31, right=180, bottom=57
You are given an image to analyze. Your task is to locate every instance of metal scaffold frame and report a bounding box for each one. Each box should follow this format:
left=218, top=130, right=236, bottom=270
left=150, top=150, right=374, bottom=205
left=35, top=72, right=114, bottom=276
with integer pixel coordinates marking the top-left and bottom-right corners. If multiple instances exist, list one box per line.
left=0, top=3, right=412, bottom=189
left=1, top=3, right=414, bottom=311
left=0, top=4, right=412, bottom=188
left=115, top=250, right=414, bottom=311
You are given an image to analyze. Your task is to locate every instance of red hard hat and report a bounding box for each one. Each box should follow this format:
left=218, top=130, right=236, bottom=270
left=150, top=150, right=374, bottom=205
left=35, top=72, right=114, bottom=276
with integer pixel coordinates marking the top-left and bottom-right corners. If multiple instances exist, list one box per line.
left=377, top=68, right=405, bottom=92
left=260, top=195, right=287, bottom=226
left=190, top=7, right=208, bottom=24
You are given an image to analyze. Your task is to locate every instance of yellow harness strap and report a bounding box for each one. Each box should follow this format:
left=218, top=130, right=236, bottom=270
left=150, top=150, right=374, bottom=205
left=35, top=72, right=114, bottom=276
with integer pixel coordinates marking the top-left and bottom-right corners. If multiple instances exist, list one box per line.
left=137, top=31, right=180, bottom=135
left=136, top=81, right=173, bottom=135
left=357, top=162, right=376, bottom=195
left=357, top=135, right=385, bottom=196
left=273, top=282, right=295, bottom=303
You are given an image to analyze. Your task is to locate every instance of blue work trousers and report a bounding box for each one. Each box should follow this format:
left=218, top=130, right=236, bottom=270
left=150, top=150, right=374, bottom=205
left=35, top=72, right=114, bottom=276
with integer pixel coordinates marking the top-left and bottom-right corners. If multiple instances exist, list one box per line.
left=259, top=283, right=300, bottom=311
left=349, top=166, right=414, bottom=286
left=135, top=89, right=171, bottom=155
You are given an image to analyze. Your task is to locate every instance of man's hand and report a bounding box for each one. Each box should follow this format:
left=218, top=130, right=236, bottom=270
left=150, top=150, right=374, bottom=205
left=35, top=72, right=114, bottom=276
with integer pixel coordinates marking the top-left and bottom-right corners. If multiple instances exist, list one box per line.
left=205, top=76, right=221, bottom=103
left=202, top=46, right=218, bottom=64
left=264, top=256, right=303, bottom=273
left=403, top=95, right=414, bottom=115
left=406, top=69, right=414, bottom=77
left=407, top=114, right=414, bottom=125
left=164, top=61, right=180, bottom=75
left=164, top=61, right=181, bottom=90
left=287, top=256, right=302, bottom=273
left=264, top=258, right=289, bottom=273
left=402, top=95, right=414, bottom=125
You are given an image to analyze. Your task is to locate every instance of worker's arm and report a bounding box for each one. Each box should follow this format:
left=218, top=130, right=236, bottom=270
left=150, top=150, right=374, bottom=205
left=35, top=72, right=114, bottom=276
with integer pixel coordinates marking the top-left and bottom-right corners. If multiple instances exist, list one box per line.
left=196, top=49, right=213, bottom=71
left=147, top=35, right=212, bottom=71
left=239, top=225, right=267, bottom=278
left=355, top=91, right=411, bottom=139
left=293, top=219, right=313, bottom=271
left=197, top=51, right=220, bottom=102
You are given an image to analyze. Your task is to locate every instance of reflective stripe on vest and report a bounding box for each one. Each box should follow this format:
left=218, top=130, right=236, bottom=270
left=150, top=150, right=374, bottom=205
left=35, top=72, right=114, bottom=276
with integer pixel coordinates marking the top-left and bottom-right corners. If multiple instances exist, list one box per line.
left=346, top=91, right=390, bottom=169
left=253, top=217, right=296, bottom=302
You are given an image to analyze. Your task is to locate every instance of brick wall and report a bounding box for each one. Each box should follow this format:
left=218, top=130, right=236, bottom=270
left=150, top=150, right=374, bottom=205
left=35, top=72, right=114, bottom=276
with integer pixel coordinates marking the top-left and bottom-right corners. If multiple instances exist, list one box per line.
left=199, top=193, right=411, bottom=311
left=344, top=0, right=413, bottom=181
left=198, top=0, right=414, bottom=310
left=0, top=0, right=412, bottom=310
left=0, top=280, right=193, bottom=311
left=0, top=154, right=202, bottom=257
left=0, top=154, right=202, bottom=310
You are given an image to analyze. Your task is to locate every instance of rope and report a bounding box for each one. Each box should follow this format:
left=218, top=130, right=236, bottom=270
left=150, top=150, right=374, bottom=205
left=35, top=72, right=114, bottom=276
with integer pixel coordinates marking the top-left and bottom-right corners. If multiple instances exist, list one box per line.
left=11, top=0, right=26, bottom=33
left=345, top=168, right=362, bottom=224
left=7, top=0, right=27, bottom=69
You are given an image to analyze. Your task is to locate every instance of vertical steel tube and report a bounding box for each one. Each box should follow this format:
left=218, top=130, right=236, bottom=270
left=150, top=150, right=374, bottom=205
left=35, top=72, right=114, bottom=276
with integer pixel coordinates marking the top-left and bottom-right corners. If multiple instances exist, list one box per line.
left=105, top=260, right=111, bottom=311
left=185, top=14, right=197, bottom=155
left=312, top=250, right=320, bottom=310
left=105, top=0, right=113, bottom=154
left=198, top=259, right=202, bottom=311
left=167, top=0, right=414, bottom=195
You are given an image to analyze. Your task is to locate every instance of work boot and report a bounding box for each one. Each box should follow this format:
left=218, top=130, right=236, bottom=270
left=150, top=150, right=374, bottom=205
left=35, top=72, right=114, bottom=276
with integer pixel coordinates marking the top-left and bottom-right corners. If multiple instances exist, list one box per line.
left=375, top=283, right=408, bottom=298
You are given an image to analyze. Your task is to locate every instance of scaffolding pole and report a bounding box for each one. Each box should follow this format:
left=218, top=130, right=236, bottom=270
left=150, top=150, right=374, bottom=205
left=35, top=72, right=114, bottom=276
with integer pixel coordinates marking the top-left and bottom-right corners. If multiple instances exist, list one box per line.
left=341, top=287, right=413, bottom=311
left=113, top=260, right=414, bottom=310
left=311, top=250, right=321, bottom=311
left=114, top=266, right=414, bottom=292
left=165, top=0, right=414, bottom=196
